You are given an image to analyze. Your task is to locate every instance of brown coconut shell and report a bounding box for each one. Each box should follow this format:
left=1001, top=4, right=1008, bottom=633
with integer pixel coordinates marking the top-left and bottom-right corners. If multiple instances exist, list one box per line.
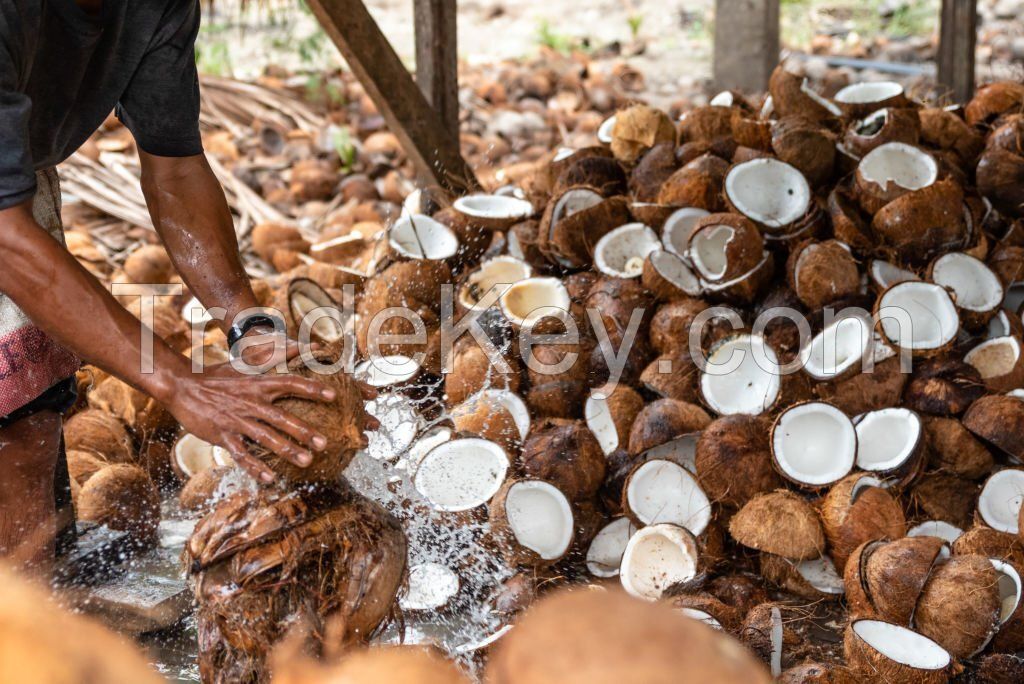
left=914, top=554, right=1001, bottom=658
left=770, top=116, right=837, bottom=187
left=488, top=479, right=574, bottom=567
left=695, top=415, right=783, bottom=509
left=444, top=338, right=522, bottom=407
left=864, top=536, right=946, bottom=624
left=609, top=105, right=678, bottom=164
left=827, top=183, right=875, bottom=253
left=923, top=416, right=994, bottom=480
left=844, top=107, right=921, bottom=158
left=252, top=222, right=310, bottom=263
left=843, top=620, right=955, bottom=684
left=663, top=591, right=743, bottom=630
left=519, top=422, right=606, bottom=501
left=701, top=250, right=776, bottom=306
left=630, top=142, right=680, bottom=201
left=627, top=398, right=711, bottom=457
left=678, top=106, right=734, bottom=144
left=656, top=154, right=728, bottom=210
left=640, top=250, right=701, bottom=301
left=768, top=67, right=840, bottom=123
left=821, top=473, right=907, bottom=573
left=918, top=108, right=984, bottom=166
left=954, top=525, right=1024, bottom=567
left=76, top=464, right=160, bottom=543
left=639, top=352, right=701, bottom=402
left=178, top=466, right=234, bottom=512
left=123, top=244, right=174, bottom=284
left=731, top=109, right=772, bottom=151
left=759, top=554, right=839, bottom=600
left=538, top=191, right=632, bottom=269
left=648, top=297, right=710, bottom=355
left=67, top=449, right=109, bottom=488
left=909, top=473, right=979, bottom=529
left=590, top=383, right=644, bottom=452
left=740, top=602, right=804, bottom=664
left=871, top=179, right=967, bottom=263
left=64, top=409, right=134, bottom=462
left=786, top=239, right=861, bottom=310
left=977, top=146, right=1024, bottom=218
left=963, top=394, right=1024, bottom=461
left=451, top=396, right=523, bottom=454
left=965, top=82, right=1024, bottom=127
left=687, top=213, right=764, bottom=283
left=87, top=376, right=176, bottom=437
left=553, top=153, right=628, bottom=198
left=729, top=490, right=825, bottom=560
left=814, top=356, right=908, bottom=416
left=988, top=242, right=1024, bottom=286
left=903, top=356, right=985, bottom=416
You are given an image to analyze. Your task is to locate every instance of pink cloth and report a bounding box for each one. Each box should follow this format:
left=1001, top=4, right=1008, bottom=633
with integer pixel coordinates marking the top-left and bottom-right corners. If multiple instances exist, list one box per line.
left=0, top=168, right=80, bottom=416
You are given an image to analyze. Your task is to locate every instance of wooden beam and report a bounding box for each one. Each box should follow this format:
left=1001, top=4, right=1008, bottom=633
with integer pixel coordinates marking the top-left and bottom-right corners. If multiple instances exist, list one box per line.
left=712, top=0, right=780, bottom=93
left=937, top=0, right=977, bottom=103
left=414, top=0, right=460, bottom=148
left=305, top=0, right=479, bottom=195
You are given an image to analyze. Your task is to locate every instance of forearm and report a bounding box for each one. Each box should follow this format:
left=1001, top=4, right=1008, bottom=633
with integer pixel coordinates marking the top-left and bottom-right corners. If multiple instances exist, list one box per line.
left=140, top=152, right=258, bottom=330
left=0, top=204, right=189, bottom=403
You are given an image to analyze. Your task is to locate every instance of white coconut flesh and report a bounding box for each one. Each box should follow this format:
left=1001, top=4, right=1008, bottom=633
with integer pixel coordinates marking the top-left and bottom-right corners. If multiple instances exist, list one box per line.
left=907, top=520, right=963, bottom=544
left=389, top=214, right=459, bottom=260
left=584, top=393, right=621, bottom=455
left=796, top=556, right=845, bottom=594
left=406, top=426, right=453, bottom=472
left=702, top=251, right=772, bottom=293
left=990, top=559, right=1022, bottom=625
left=800, top=78, right=843, bottom=116
left=870, top=260, right=919, bottom=290
left=700, top=334, right=782, bottom=416
left=550, top=188, right=603, bottom=232
left=586, top=517, right=637, bottom=578
left=620, top=524, right=700, bottom=601
left=597, top=115, right=616, bottom=144
left=708, top=90, right=735, bottom=107
left=859, top=142, right=937, bottom=192
left=551, top=147, right=575, bottom=163
left=773, top=403, right=857, bottom=486
left=593, top=223, right=661, bottom=278
left=502, top=480, right=574, bottom=560
left=878, top=282, right=959, bottom=351
left=854, top=407, right=922, bottom=473
left=648, top=249, right=702, bottom=296
left=459, top=256, right=532, bottom=310
left=688, top=224, right=735, bottom=281
left=977, top=469, right=1024, bottom=534
left=932, top=253, right=1004, bottom=313
left=289, top=287, right=346, bottom=344
left=850, top=620, right=951, bottom=671
left=174, top=433, right=234, bottom=477
left=724, top=158, right=811, bottom=229
left=414, top=438, right=508, bottom=512
left=453, top=194, right=534, bottom=222
left=681, top=608, right=723, bottom=630
left=850, top=475, right=892, bottom=502
left=499, top=277, right=571, bottom=328
left=400, top=562, right=461, bottom=611
left=365, top=393, right=422, bottom=461
left=641, top=434, right=700, bottom=474
left=835, top=81, right=904, bottom=105
left=965, top=336, right=1021, bottom=381
left=853, top=109, right=889, bottom=138
left=354, top=355, right=421, bottom=387
left=1011, top=389, right=1024, bottom=400
left=801, top=314, right=873, bottom=380
left=661, top=207, right=710, bottom=255
left=625, top=459, right=711, bottom=534
left=987, top=311, right=1014, bottom=340
left=471, top=389, right=531, bottom=441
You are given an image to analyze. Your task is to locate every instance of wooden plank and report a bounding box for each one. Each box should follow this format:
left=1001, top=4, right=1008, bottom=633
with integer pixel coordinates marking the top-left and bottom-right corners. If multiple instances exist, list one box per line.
left=937, top=0, right=977, bottom=103
left=414, top=0, right=460, bottom=148
left=306, top=0, right=479, bottom=196
left=712, top=0, right=780, bottom=93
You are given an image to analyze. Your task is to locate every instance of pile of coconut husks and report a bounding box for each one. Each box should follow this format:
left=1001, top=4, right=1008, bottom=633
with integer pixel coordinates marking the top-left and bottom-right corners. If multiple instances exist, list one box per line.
left=47, top=57, right=1024, bottom=683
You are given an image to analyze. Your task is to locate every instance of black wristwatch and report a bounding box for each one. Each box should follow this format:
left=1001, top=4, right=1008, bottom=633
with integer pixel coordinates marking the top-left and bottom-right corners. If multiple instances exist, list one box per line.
left=227, top=313, right=286, bottom=355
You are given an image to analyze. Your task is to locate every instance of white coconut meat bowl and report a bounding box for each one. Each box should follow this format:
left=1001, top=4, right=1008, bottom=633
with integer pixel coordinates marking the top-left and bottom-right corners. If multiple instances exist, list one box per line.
left=173, top=433, right=234, bottom=477
left=907, top=520, right=963, bottom=545
left=794, top=556, right=845, bottom=595
left=847, top=620, right=952, bottom=674
left=400, top=562, right=461, bottom=612
left=800, top=314, right=874, bottom=381
left=853, top=407, right=923, bottom=476
left=620, top=523, right=700, bottom=601
left=834, top=81, right=905, bottom=107
left=597, top=115, right=617, bottom=144
left=700, top=333, right=782, bottom=415
left=772, top=402, right=857, bottom=487
left=499, top=276, right=571, bottom=329
left=965, top=335, right=1023, bottom=389
left=977, top=469, right=1024, bottom=534
left=452, top=193, right=534, bottom=230
left=877, top=281, right=960, bottom=353
left=364, top=392, right=424, bottom=461
left=458, top=256, right=533, bottom=312
left=724, top=158, right=811, bottom=230
left=389, top=213, right=459, bottom=260
left=858, top=142, right=938, bottom=195
left=990, top=559, right=1023, bottom=631
left=414, top=437, right=509, bottom=512
left=497, top=479, right=575, bottom=562
left=932, top=252, right=1004, bottom=324
left=586, top=517, right=637, bottom=578
left=661, top=207, right=710, bottom=256
left=354, top=354, right=422, bottom=388
left=594, top=223, right=661, bottom=278
left=869, top=259, right=919, bottom=291
left=624, top=459, right=712, bottom=531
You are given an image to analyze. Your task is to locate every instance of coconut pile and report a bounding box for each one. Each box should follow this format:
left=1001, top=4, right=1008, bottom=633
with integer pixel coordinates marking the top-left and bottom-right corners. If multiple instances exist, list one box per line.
left=53, top=62, right=1024, bottom=683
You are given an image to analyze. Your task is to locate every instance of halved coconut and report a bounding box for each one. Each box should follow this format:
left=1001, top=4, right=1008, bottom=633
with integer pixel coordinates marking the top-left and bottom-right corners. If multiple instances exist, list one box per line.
left=619, top=523, right=701, bottom=601
left=876, top=281, right=959, bottom=354
left=965, top=335, right=1024, bottom=392
left=855, top=142, right=938, bottom=214
left=457, top=256, right=532, bottom=312
left=868, top=259, right=919, bottom=292
left=452, top=194, right=534, bottom=230
left=451, top=390, right=528, bottom=452
left=622, top=459, right=711, bottom=533
left=490, top=479, right=574, bottom=566
left=597, top=115, right=616, bottom=145
left=907, top=520, right=963, bottom=544
left=414, top=437, right=509, bottom=512
left=761, top=554, right=845, bottom=598
left=771, top=402, right=857, bottom=488
left=686, top=214, right=764, bottom=283
left=787, top=239, right=860, bottom=310
left=585, top=517, right=637, bottom=578
left=853, top=407, right=925, bottom=482
left=844, top=620, right=952, bottom=684
left=821, top=473, right=907, bottom=572
left=172, top=433, right=234, bottom=480
left=388, top=213, right=459, bottom=260
left=364, top=392, right=423, bottom=461
left=353, top=355, right=422, bottom=388
left=723, top=158, right=811, bottom=231
left=700, top=249, right=775, bottom=305
left=843, top=107, right=921, bottom=158
left=990, top=558, right=1024, bottom=652
left=963, top=394, right=1024, bottom=461
left=730, top=490, right=825, bottom=560
left=834, top=81, right=907, bottom=117
left=977, top=469, right=1024, bottom=534
left=641, top=249, right=702, bottom=300
left=540, top=191, right=632, bottom=268
left=640, top=434, right=701, bottom=474
left=699, top=334, right=782, bottom=416
left=914, top=554, right=1001, bottom=658
left=593, top=223, right=660, bottom=278
left=931, top=252, right=1004, bottom=329
left=661, top=206, right=710, bottom=256
left=584, top=385, right=644, bottom=456
left=800, top=313, right=873, bottom=381
left=498, top=277, right=571, bottom=330
left=400, top=562, right=461, bottom=611
left=405, top=425, right=453, bottom=472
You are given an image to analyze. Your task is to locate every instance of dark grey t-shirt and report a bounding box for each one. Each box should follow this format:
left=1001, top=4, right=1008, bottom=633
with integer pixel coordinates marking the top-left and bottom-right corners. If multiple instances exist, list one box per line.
left=0, top=0, right=203, bottom=209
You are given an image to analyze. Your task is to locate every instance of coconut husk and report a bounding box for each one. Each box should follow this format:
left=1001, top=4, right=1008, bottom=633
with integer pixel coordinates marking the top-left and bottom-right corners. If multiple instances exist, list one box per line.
left=584, top=275, right=656, bottom=336
left=519, top=421, right=606, bottom=501
left=639, top=352, right=701, bottom=402
left=952, top=526, right=1024, bottom=568
left=627, top=399, right=711, bottom=456
left=923, top=416, right=994, bottom=479
left=656, top=154, right=728, bottom=209
left=969, top=653, right=1024, bottom=683
left=554, top=154, right=628, bottom=198
left=451, top=396, right=523, bottom=453
left=844, top=108, right=921, bottom=159
left=843, top=620, right=955, bottom=684
left=988, top=242, right=1024, bottom=286
left=179, top=466, right=234, bottom=512
left=444, top=337, right=521, bottom=406
left=779, top=662, right=858, bottom=683
left=918, top=108, right=984, bottom=166
left=628, top=201, right=678, bottom=228
left=678, top=106, right=734, bottom=144
left=64, top=409, right=134, bottom=462
left=909, top=473, right=979, bottom=529
left=768, top=67, right=840, bottom=123
left=588, top=383, right=644, bottom=454
left=76, top=464, right=160, bottom=544
left=640, top=250, right=702, bottom=301
left=489, top=479, right=574, bottom=567
left=648, top=297, right=711, bottom=355
left=630, top=143, right=680, bottom=201
left=695, top=415, right=783, bottom=509
left=903, top=356, right=985, bottom=416
left=729, top=490, right=825, bottom=560
left=274, top=644, right=471, bottom=684
left=687, top=213, right=764, bottom=283
left=821, top=474, right=907, bottom=573
left=538, top=192, right=632, bottom=269
left=759, top=554, right=840, bottom=600
left=977, top=146, right=1024, bottom=218
left=965, top=82, right=1024, bottom=127
left=66, top=449, right=109, bottom=489
left=786, top=239, right=860, bottom=310
left=253, top=222, right=310, bottom=263
left=700, top=250, right=776, bottom=306
left=870, top=180, right=967, bottom=263
left=123, top=244, right=175, bottom=284
left=731, top=110, right=773, bottom=151
left=610, top=105, right=678, bottom=164
left=963, top=394, right=1024, bottom=460
left=739, top=602, right=804, bottom=665
left=814, top=356, right=908, bottom=416
left=914, top=555, right=1001, bottom=658
left=865, top=536, right=946, bottom=624
left=771, top=117, right=837, bottom=187
left=663, top=591, right=743, bottom=630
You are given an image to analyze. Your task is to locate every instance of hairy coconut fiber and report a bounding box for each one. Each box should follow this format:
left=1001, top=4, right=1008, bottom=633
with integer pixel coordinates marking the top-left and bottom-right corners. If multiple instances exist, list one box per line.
left=274, top=645, right=472, bottom=684
left=913, top=555, right=1001, bottom=658
left=76, top=464, right=160, bottom=543
left=729, top=490, right=825, bottom=560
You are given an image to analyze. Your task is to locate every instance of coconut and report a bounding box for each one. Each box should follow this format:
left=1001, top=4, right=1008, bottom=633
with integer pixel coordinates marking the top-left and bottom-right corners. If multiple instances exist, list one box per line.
left=863, top=536, right=947, bottom=624
left=648, top=297, right=710, bottom=355
left=609, top=104, right=678, bottom=163
left=787, top=240, right=861, bottom=310
left=451, top=194, right=534, bottom=231
left=76, top=464, right=160, bottom=543
left=760, top=554, right=845, bottom=599
left=274, top=645, right=471, bottom=684
left=363, top=392, right=423, bottom=462
left=592, top=223, right=661, bottom=279
left=977, top=147, right=1024, bottom=219
left=555, top=152, right=629, bottom=197
left=538, top=189, right=632, bottom=269
left=965, top=336, right=1024, bottom=392
left=771, top=402, right=857, bottom=488
left=925, top=252, right=1005, bottom=331
left=66, top=449, right=109, bottom=489
left=678, top=105, right=734, bottom=143
left=987, top=559, right=1024, bottom=652
left=695, top=415, right=782, bottom=509
left=815, top=355, right=908, bottom=416
left=413, top=437, right=508, bottom=512
left=620, top=524, right=703, bottom=601
left=869, top=259, right=920, bottom=292
left=844, top=107, right=921, bottom=158
left=844, top=620, right=953, bottom=684
left=584, top=383, right=644, bottom=455
left=854, top=407, right=926, bottom=483
left=489, top=479, right=575, bottom=567
left=923, top=416, right=994, bottom=480
left=739, top=601, right=802, bottom=670
left=586, top=517, right=637, bottom=578
left=627, top=399, right=711, bottom=456
left=172, top=433, right=234, bottom=480
left=728, top=489, right=824, bottom=560
left=123, top=244, right=174, bottom=284
left=457, top=255, right=532, bottom=313
left=451, top=391, right=528, bottom=453
left=354, top=354, right=423, bottom=390
left=828, top=183, right=875, bottom=252
left=685, top=213, right=764, bottom=285
left=723, top=158, right=812, bottom=233
left=387, top=213, right=459, bottom=261
left=630, top=143, right=680, bottom=201
left=487, top=588, right=770, bottom=683
left=913, top=554, right=1001, bottom=658
left=800, top=313, right=874, bottom=382
left=699, top=333, right=782, bottom=416
left=953, top=526, right=1024, bottom=568
left=641, top=249, right=702, bottom=300
left=963, top=394, right=1024, bottom=460
left=855, top=142, right=938, bottom=215
left=660, top=206, right=710, bottom=256
left=875, top=281, right=959, bottom=355
left=252, top=222, right=310, bottom=263
left=666, top=592, right=742, bottom=630
left=834, top=81, right=909, bottom=118
left=656, top=154, right=728, bottom=210
left=64, top=409, right=133, bottom=462
left=498, top=276, right=571, bottom=331
left=904, top=356, right=985, bottom=416
left=871, top=179, right=967, bottom=262
left=976, top=470, right=1024, bottom=534
left=283, top=277, right=346, bottom=345
left=638, top=351, right=701, bottom=402
left=768, top=66, right=842, bottom=122
left=622, top=459, right=711, bottom=533
left=523, top=341, right=593, bottom=418
left=909, top=520, right=964, bottom=544
left=519, top=421, right=606, bottom=501
left=770, top=116, right=837, bottom=187
left=910, top=473, right=979, bottom=529
left=821, top=474, right=907, bottom=572
left=87, top=376, right=175, bottom=436
left=178, top=466, right=235, bottom=512
left=444, top=337, right=521, bottom=406
left=988, top=243, right=1024, bottom=287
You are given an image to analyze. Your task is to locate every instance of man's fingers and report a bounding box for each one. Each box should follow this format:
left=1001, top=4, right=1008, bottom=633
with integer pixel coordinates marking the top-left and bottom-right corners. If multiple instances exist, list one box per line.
left=223, top=433, right=275, bottom=483
left=364, top=414, right=381, bottom=431
left=260, top=376, right=336, bottom=402
left=240, top=420, right=313, bottom=469
left=255, top=405, right=326, bottom=452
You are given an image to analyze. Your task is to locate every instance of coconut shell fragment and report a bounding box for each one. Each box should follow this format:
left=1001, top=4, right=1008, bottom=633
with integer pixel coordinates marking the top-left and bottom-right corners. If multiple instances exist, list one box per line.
left=821, top=474, right=907, bottom=572
left=729, top=490, right=825, bottom=560
left=913, top=554, right=1001, bottom=658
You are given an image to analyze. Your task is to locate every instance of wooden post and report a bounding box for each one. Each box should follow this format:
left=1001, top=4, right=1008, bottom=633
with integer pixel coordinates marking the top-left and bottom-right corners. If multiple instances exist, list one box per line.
left=937, top=0, right=977, bottom=103
left=305, top=0, right=479, bottom=195
left=414, top=0, right=460, bottom=148
left=712, top=0, right=780, bottom=93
